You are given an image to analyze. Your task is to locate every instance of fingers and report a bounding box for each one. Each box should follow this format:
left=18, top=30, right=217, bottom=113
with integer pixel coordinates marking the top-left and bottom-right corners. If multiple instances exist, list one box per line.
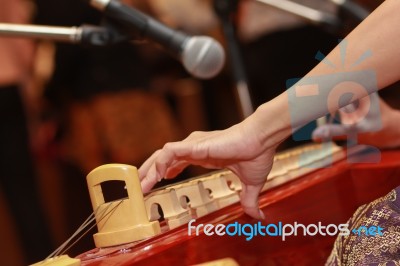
left=240, top=182, right=266, bottom=220
left=140, top=160, right=188, bottom=192
left=139, top=141, right=193, bottom=192
left=138, top=149, right=161, bottom=180
left=141, top=172, right=159, bottom=193
left=165, top=160, right=190, bottom=179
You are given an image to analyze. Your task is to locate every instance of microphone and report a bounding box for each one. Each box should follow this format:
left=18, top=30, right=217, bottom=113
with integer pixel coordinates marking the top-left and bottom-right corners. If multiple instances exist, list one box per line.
left=87, top=0, right=225, bottom=79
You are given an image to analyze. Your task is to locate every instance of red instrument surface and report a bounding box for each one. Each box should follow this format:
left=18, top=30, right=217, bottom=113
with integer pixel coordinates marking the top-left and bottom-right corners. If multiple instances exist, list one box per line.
left=76, top=149, right=400, bottom=266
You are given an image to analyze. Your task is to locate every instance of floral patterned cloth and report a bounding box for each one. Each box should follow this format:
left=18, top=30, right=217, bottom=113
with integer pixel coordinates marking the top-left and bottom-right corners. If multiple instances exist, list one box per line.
left=326, top=186, right=400, bottom=265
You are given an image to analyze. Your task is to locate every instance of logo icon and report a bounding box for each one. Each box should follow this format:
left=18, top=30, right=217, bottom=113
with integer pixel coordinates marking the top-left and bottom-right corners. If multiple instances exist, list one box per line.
left=287, top=40, right=381, bottom=165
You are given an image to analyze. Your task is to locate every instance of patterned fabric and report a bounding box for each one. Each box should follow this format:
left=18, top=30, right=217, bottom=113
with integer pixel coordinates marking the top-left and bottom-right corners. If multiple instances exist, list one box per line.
left=326, top=186, right=400, bottom=265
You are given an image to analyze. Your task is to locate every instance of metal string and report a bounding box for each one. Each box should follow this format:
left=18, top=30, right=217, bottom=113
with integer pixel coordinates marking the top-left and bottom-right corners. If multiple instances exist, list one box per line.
left=45, top=200, right=123, bottom=260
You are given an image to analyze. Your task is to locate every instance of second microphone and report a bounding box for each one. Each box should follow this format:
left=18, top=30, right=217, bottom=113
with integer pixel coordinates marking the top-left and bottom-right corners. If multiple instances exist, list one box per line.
left=88, top=0, right=225, bottom=79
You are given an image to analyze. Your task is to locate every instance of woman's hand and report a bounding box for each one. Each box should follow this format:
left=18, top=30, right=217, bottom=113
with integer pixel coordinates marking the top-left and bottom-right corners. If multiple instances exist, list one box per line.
left=139, top=105, right=290, bottom=219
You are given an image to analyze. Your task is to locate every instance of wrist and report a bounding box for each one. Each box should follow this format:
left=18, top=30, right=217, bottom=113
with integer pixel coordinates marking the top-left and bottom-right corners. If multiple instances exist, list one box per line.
left=245, top=94, right=292, bottom=150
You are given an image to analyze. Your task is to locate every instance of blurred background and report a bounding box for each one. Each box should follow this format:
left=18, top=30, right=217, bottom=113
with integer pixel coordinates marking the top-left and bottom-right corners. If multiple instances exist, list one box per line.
left=0, top=0, right=398, bottom=265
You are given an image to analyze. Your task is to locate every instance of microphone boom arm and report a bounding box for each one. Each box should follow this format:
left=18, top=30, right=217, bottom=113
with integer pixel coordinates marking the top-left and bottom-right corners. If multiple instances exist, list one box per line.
left=0, top=22, right=130, bottom=46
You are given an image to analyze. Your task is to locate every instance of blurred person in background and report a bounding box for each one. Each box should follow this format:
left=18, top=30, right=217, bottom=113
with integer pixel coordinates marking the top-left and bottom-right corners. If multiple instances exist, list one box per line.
left=0, top=0, right=54, bottom=264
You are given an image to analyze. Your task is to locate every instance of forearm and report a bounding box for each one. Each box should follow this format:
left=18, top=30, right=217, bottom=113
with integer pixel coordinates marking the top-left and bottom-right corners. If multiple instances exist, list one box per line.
left=307, top=0, right=400, bottom=90
left=249, top=0, right=400, bottom=148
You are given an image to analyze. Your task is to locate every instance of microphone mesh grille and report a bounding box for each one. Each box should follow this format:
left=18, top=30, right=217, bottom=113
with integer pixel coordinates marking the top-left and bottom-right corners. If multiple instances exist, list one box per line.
left=182, top=36, right=225, bottom=79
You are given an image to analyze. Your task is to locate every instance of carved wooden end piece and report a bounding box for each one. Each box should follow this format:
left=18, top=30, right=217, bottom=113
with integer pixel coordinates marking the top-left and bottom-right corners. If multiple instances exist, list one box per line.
left=86, top=164, right=161, bottom=248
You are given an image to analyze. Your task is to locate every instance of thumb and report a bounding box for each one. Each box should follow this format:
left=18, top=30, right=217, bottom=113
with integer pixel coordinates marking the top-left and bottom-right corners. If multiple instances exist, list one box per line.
left=240, top=182, right=265, bottom=220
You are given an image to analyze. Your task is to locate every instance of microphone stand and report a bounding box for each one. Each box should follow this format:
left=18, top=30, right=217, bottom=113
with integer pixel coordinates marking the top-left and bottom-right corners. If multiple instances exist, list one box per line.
left=254, top=0, right=370, bottom=28
left=214, top=0, right=254, bottom=119
left=212, top=0, right=368, bottom=119
left=255, top=0, right=341, bottom=28
left=0, top=22, right=131, bottom=46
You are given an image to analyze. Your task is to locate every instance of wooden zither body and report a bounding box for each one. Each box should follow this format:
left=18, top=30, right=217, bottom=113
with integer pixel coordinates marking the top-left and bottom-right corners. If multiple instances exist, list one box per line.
left=73, top=143, right=400, bottom=266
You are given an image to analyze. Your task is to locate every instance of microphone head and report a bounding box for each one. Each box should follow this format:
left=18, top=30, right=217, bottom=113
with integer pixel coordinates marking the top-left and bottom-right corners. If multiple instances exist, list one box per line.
left=181, top=36, right=225, bottom=79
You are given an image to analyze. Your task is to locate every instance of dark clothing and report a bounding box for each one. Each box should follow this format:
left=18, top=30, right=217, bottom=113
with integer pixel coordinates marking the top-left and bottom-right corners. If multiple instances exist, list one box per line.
left=0, top=85, right=53, bottom=264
